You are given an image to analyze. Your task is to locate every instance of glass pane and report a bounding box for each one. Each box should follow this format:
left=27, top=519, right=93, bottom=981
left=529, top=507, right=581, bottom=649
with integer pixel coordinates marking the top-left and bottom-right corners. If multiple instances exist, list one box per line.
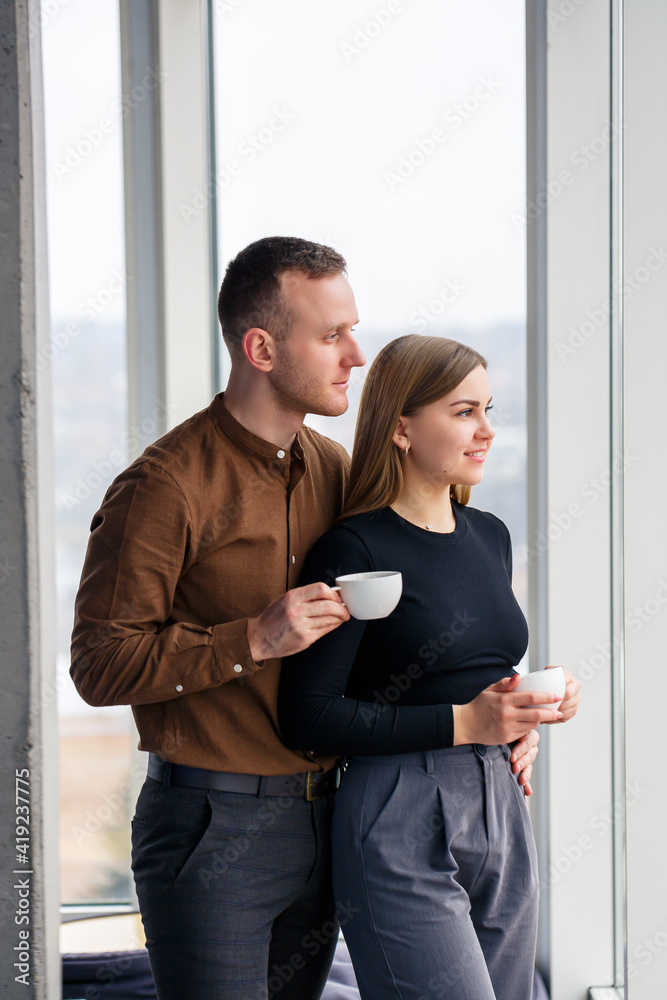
left=41, top=0, right=133, bottom=903
left=213, top=0, right=527, bottom=607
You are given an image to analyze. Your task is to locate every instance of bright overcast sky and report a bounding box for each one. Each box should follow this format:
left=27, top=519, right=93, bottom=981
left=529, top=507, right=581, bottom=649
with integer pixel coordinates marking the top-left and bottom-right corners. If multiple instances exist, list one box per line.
left=42, top=0, right=525, bottom=332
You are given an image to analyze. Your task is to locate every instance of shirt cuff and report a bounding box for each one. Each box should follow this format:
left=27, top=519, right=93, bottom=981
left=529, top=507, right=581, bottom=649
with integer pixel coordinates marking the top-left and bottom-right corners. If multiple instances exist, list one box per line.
left=211, top=618, right=265, bottom=681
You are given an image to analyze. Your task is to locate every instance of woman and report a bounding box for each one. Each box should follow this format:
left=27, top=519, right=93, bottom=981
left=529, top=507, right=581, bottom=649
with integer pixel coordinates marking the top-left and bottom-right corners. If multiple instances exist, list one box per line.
left=278, top=335, right=580, bottom=1000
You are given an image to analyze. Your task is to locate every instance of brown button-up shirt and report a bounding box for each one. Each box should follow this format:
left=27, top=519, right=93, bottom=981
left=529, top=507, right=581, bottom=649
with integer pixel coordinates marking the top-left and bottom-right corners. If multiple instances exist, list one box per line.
left=70, top=393, right=349, bottom=775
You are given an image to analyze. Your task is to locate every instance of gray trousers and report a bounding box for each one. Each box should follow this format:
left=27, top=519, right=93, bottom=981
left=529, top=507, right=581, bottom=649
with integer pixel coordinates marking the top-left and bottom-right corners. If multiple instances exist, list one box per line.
left=331, top=744, right=539, bottom=1000
left=131, top=777, right=338, bottom=1000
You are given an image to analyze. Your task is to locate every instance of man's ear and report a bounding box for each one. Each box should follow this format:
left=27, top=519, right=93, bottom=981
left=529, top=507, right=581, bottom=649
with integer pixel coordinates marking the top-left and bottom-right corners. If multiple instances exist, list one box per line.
left=242, top=328, right=276, bottom=372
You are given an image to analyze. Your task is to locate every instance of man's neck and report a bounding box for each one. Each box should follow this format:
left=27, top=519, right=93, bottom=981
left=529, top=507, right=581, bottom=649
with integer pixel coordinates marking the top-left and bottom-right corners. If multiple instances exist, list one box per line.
left=223, top=373, right=304, bottom=451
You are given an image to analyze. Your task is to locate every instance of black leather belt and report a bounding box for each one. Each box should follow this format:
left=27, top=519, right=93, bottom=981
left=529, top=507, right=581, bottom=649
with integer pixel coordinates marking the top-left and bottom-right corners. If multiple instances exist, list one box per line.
left=147, top=752, right=341, bottom=801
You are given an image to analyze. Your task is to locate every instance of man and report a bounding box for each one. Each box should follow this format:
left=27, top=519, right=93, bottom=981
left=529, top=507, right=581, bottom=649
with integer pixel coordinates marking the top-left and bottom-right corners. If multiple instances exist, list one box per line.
left=71, top=237, right=539, bottom=1000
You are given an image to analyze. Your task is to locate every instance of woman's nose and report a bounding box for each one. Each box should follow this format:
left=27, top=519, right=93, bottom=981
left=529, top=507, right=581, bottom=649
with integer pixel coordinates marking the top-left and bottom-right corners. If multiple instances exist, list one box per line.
left=480, top=414, right=496, bottom=439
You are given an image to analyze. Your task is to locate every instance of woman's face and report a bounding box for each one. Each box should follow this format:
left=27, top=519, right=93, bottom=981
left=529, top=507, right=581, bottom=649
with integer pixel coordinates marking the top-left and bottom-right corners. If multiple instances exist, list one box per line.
left=399, top=365, right=496, bottom=487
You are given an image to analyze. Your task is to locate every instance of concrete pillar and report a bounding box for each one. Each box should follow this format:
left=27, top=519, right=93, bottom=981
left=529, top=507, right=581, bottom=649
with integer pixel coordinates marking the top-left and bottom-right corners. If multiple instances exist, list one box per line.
left=0, top=1, right=59, bottom=997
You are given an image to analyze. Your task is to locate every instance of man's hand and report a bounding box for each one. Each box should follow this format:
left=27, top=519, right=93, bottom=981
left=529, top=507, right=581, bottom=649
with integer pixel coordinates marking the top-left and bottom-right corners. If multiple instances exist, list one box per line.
left=247, top=583, right=350, bottom=661
left=452, top=673, right=563, bottom=747
left=542, top=665, right=580, bottom=724
left=510, top=729, right=539, bottom=797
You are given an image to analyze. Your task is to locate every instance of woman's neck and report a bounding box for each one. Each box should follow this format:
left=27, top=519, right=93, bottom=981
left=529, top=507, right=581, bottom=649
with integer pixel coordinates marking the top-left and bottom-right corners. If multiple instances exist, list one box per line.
left=391, top=482, right=456, bottom=533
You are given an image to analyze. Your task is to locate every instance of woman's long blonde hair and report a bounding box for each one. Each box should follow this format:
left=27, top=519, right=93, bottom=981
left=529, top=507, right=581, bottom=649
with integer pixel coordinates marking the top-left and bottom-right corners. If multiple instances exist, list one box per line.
left=340, top=335, right=487, bottom=521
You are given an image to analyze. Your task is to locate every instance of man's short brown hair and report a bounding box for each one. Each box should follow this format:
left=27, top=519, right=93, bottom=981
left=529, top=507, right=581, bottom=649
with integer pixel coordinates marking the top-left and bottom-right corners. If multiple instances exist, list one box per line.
left=217, top=236, right=347, bottom=355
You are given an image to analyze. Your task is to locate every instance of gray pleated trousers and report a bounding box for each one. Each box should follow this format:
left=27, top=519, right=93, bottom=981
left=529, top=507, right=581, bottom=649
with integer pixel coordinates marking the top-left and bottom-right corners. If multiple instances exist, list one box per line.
left=331, top=744, right=539, bottom=1000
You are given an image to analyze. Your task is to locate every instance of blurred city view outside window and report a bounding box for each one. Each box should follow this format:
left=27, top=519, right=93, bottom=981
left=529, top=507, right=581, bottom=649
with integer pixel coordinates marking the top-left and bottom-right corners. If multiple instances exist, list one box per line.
left=42, top=0, right=134, bottom=903
left=212, top=0, right=528, bottom=606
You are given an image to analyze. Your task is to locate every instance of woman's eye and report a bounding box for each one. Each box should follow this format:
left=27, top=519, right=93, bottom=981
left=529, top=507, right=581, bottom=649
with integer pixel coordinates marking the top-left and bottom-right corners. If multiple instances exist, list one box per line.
left=456, top=405, right=493, bottom=417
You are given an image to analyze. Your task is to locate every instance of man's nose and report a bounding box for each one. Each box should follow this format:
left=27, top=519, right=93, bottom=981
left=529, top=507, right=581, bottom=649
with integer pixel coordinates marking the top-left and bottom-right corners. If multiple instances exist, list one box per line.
left=344, top=335, right=366, bottom=369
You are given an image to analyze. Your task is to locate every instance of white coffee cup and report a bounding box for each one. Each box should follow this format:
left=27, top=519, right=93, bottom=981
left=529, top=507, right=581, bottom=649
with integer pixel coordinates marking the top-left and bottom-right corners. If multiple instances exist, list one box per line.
left=331, top=571, right=402, bottom=620
left=515, top=666, right=566, bottom=710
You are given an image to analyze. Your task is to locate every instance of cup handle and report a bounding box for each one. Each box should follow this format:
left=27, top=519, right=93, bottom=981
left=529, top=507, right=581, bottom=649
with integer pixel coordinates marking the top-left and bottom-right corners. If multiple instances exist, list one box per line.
left=330, top=585, right=341, bottom=593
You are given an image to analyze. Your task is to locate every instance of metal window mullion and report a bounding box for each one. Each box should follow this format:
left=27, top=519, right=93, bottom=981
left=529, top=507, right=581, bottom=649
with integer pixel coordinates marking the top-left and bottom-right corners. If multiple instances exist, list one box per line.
left=204, top=0, right=221, bottom=395
left=609, top=0, right=627, bottom=991
left=526, top=0, right=550, bottom=985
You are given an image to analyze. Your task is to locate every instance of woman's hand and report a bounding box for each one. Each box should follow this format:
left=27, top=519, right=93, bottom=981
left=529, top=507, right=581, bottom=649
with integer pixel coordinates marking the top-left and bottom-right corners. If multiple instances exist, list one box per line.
left=509, top=729, right=539, bottom=797
left=452, top=674, right=562, bottom=747
left=541, top=665, right=580, bottom=724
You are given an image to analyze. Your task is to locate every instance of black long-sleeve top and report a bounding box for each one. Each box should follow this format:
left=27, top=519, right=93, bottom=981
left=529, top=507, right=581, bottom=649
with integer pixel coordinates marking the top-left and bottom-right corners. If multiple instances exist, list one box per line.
left=278, top=502, right=529, bottom=756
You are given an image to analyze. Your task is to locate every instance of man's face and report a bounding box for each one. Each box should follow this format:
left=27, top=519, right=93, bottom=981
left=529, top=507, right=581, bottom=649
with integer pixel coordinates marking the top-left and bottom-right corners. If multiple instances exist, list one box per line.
left=267, top=271, right=366, bottom=417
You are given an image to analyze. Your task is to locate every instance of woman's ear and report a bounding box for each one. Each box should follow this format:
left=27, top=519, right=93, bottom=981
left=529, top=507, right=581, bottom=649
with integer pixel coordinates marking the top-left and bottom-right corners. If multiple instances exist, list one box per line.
left=391, top=417, right=409, bottom=453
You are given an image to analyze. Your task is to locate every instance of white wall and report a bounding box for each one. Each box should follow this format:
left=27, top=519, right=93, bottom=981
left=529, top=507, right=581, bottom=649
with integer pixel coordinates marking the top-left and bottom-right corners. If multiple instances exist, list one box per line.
left=535, top=1, right=667, bottom=998
left=623, top=1, right=667, bottom=996
left=533, top=1, right=615, bottom=995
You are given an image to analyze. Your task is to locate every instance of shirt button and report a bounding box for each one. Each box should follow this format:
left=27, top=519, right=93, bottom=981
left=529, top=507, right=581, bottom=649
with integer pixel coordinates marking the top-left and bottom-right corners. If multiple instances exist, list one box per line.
left=233, top=664, right=243, bottom=673
left=276, top=449, right=286, bottom=459
left=175, top=684, right=183, bottom=692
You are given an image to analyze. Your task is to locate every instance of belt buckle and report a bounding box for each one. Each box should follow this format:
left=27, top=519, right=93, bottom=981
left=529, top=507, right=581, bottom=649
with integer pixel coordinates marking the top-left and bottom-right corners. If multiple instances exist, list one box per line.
left=305, top=771, right=317, bottom=802
left=305, top=764, right=342, bottom=802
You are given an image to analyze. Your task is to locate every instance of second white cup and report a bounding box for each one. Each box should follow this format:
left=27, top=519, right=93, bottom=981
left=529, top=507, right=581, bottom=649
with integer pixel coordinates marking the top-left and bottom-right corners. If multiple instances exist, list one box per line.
left=514, top=666, right=566, bottom=710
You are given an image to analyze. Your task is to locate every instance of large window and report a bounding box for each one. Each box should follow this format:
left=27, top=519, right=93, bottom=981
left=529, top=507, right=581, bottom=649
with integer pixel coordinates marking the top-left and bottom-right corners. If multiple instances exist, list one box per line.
left=212, top=0, right=528, bottom=606
left=42, top=0, right=527, bottom=907
left=42, top=0, right=133, bottom=905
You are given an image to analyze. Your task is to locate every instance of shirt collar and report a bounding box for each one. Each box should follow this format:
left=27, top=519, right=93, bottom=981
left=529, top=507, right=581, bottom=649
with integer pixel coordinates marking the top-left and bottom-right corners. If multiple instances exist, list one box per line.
left=210, top=392, right=303, bottom=469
